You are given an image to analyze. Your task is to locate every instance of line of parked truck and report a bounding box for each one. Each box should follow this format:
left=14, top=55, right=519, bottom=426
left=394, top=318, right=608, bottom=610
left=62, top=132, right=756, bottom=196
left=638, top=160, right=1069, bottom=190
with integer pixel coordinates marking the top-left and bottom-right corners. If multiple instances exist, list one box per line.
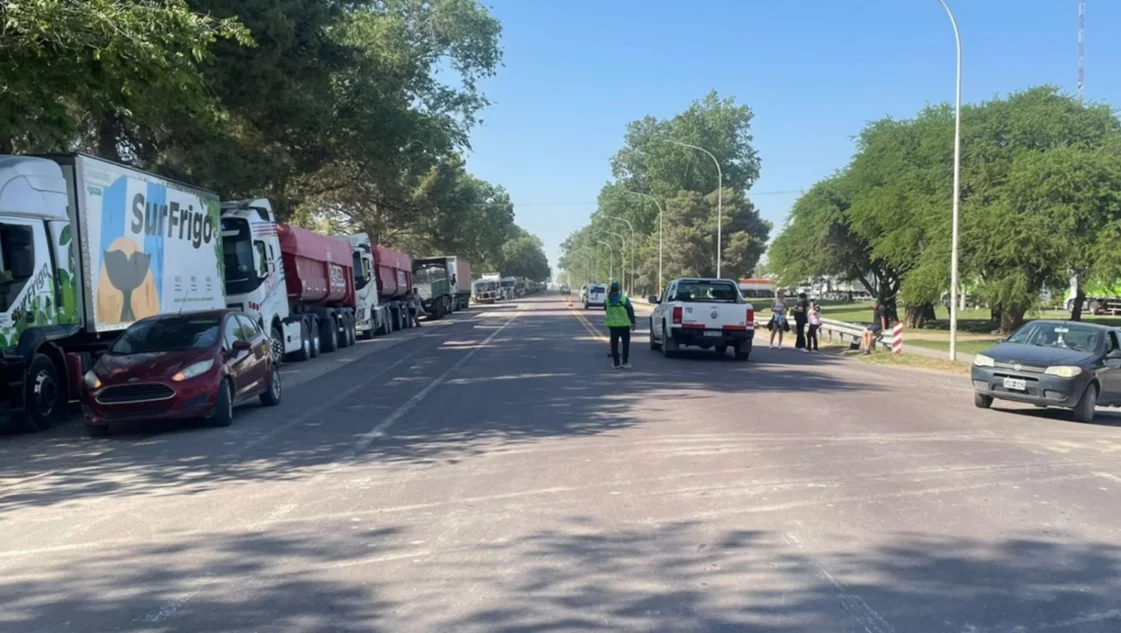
left=471, top=274, right=544, bottom=304
left=0, top=153, right=474, bottom=433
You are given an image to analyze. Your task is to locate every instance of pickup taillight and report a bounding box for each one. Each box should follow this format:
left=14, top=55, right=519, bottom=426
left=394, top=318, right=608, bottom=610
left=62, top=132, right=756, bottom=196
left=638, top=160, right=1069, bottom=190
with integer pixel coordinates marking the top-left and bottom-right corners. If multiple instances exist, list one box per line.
left=672, top=306, right=682, bottom=324
left=746, top=308, right=754, bottom=327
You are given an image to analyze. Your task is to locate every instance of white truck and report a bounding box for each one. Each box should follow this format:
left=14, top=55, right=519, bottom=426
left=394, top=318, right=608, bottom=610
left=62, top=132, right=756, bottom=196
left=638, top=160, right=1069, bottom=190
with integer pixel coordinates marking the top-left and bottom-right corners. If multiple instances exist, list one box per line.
left=647, top=277, right=755, bottom=360
left=0, top=154, right=226, bottom=430
left=341, top=233, right=391, bottom=339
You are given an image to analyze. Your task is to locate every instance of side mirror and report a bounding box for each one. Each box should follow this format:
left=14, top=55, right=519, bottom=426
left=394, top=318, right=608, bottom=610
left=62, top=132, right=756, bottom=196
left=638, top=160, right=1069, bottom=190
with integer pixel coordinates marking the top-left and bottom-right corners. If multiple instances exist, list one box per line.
left=232, top=339, right=253, bottom=352
left=648, top=296, right=660, bottom=304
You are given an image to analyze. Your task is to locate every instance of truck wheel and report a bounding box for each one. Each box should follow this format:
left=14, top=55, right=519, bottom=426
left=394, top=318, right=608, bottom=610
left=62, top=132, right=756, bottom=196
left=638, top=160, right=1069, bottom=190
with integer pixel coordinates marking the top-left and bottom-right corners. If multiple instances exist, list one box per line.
left=20, top=354, right=63, bottom=432
left=1071, top=383, right=1098, bottom=423
left=336, top=316, right=350, bottom=349
left=649, top=320, right=662, bottom=351
left=289, top=321, right=312, bottom=362
left=209, top=380, right=234, bottom=427
left=715, top=345, right=728, bottom=358
left=309, top=319, right=321, bottom=358
left=348, top=318, right=357, bottom=345
left=734, top=342, right=751, bottom=361
left=662, top=325, right=677, bottom=358
left=320, top=316, right=338, bottom=353
left=270, top=325, right=285, bottom=365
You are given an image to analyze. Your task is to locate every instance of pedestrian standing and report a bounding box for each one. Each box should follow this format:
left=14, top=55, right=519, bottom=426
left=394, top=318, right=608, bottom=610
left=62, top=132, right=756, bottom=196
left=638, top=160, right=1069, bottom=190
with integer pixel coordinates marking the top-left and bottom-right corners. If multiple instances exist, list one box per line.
left=793, top=292, right=810, bottom=352
left=603, top=281, right=636, bottom=369
left=408, top=291, right=424, bottom=327
left=768, top=294, right=789, bottom=349
left=807, top=300, right=822, bottom=352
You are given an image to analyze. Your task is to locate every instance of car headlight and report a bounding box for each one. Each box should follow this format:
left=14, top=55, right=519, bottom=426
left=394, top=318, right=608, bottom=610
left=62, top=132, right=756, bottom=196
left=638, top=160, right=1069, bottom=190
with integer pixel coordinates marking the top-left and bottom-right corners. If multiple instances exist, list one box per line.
left=1044, top=365, right=1083, bottom=378
left=973, top=354, right=995, bottom=367
left=172, top=359, right=215, bottom=382
left=83, top=370, right=101, bottom=390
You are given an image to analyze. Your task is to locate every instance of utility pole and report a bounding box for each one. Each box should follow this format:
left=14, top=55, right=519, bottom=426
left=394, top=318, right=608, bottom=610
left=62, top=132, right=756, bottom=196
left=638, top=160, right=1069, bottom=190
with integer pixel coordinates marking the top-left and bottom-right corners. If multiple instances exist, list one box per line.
left=1079, top=0, right=1085, bottom=105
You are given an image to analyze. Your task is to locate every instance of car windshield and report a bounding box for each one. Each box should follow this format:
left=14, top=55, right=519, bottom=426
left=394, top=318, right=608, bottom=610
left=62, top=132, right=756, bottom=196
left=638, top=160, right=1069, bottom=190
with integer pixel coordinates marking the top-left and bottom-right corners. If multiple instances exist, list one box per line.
left=109, top=316, right=222, bottom=354
left=1006, top=322, right=1103, bottom=352
left=673, top=281, right=742, bottom=303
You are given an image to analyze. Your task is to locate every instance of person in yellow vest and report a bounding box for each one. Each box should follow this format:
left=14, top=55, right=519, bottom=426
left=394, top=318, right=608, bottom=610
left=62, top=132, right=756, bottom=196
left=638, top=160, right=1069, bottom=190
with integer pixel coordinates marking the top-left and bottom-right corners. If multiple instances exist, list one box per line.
left=603, top=280, right=636, bottom=369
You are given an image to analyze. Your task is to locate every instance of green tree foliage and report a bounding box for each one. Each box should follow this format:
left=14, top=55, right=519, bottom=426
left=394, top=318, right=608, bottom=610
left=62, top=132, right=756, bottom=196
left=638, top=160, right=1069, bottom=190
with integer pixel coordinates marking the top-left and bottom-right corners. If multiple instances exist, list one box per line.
left=500, top=232, right=551, bottom=281
left=560, top=92, right=770, bottom=293
left=769, top=86, right=1121, bottom=332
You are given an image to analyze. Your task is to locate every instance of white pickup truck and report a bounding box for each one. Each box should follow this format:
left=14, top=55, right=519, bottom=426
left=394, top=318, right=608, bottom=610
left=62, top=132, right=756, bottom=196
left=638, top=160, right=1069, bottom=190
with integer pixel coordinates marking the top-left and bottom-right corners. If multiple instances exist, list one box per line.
left=648, top=277, right=755, bottom=360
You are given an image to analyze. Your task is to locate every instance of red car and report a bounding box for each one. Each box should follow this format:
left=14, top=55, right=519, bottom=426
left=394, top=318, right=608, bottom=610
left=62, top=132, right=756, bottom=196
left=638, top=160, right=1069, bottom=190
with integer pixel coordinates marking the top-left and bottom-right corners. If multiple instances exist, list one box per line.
left=81, top=309, right=282, bottom=437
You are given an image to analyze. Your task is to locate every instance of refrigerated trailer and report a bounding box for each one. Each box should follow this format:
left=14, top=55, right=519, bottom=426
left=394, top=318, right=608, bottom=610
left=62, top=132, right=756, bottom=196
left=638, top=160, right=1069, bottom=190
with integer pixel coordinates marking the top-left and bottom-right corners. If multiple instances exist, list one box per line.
left=0, top=154, right=225, bottom=431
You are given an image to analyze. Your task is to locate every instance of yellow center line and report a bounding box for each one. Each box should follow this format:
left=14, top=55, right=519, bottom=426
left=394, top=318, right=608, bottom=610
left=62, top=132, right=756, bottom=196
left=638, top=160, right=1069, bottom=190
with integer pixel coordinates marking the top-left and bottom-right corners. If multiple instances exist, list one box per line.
left=568, top=305, right=609, bottom=343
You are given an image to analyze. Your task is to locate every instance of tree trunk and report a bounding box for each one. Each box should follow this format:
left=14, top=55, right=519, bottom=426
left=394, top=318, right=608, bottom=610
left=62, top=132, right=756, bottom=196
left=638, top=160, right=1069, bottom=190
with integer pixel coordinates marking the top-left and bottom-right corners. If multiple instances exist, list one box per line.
left=0, top=137, right=13, bottom=154
left=904, top=302, right=937, bottom=328
left=1000, top=305, right=1027, bottom=333
left=1070, top=285, right=1086, bottom=321
left=98, top=112, right=123, bottom=162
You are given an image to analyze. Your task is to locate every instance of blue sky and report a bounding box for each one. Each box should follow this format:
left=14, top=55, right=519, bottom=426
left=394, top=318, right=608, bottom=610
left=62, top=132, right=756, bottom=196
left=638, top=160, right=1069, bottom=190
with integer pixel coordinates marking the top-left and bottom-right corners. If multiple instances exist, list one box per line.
left=462, top=0, right=1121, bottom=271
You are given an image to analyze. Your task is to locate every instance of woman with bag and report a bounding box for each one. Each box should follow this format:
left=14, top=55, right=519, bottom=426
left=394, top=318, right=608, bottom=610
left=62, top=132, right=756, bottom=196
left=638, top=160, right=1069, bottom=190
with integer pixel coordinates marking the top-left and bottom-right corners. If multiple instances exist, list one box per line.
left=768, top=294, right=789, bottom=349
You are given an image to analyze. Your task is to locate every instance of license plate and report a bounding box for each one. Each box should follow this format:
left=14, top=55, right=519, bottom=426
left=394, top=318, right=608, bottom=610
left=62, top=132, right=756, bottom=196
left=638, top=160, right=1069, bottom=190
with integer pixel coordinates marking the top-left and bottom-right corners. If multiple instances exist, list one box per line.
left=703, top=330, right=722, bottom=337
left=1003, top=377, right=1027, bottom=391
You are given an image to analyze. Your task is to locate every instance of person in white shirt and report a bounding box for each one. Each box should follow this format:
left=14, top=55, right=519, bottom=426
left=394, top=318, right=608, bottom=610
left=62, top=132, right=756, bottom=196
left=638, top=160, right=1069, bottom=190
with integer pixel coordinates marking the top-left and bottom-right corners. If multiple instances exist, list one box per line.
left=807, top=300, right=822, bottom=352
left=768, top=294, right=788, bottom=349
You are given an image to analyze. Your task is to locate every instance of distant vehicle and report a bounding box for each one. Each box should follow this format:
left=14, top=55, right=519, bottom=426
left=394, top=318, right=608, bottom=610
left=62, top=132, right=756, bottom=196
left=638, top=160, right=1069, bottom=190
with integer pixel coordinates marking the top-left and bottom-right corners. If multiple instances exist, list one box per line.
left=584, top=283, right=607, bottom=309
left=473, top=279, right=499, bottom=303
left=81, top=309, right=281, bottom=436
left=501, top=276, right=517, bottom=300
left=559, top=285, right=571, bottom=295
left=737, top=278, right=776, bottom=299
left=648, top=278, right=754, bottom=360
left=972, top=320, right=1121, bottom=423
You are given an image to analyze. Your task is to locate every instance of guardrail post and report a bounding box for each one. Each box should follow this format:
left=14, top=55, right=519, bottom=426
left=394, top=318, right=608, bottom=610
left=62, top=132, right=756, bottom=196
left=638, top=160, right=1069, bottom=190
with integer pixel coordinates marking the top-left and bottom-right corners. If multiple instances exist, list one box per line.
left=891, top=321, right=904, bottom=355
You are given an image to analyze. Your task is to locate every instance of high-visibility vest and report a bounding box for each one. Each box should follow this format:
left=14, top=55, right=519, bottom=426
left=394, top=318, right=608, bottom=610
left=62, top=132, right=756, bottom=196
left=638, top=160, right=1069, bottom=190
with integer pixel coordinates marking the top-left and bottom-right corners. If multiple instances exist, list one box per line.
left=604, top=294, right=631, bottom=327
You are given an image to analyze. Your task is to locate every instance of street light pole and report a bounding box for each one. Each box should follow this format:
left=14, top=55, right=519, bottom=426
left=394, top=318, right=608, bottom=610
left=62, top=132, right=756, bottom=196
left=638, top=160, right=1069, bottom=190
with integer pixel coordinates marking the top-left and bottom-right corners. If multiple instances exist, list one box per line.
left=937, top=0, right=963, bottom=361
left=605, top=230, right=627, bottom=291
left=669, top=140, right=723, bottom=278
left=624, top=191, right=665, bottom=292
left=606, top=216, right=636, bottom=295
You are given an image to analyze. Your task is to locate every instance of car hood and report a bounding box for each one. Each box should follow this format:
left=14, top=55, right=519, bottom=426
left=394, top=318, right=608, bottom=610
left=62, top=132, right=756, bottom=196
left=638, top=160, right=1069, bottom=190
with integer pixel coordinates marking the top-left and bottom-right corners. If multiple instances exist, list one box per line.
left=982, top=343, right=1095, bottom=366
left=95, top=349, right=215, bottom=383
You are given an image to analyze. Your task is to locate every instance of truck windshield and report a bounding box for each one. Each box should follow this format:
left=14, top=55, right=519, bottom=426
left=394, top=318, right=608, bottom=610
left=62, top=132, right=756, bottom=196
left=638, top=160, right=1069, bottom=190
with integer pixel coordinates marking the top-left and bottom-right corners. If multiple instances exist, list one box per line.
left=673, top=281, right=743, bottom=303
left=414, top=264, right=446, bottom=284
left=221, top=219, right=266, bottom=295
left=352, top=251, right=370, bottom=290
left=109, top=316, right=221, bottom=354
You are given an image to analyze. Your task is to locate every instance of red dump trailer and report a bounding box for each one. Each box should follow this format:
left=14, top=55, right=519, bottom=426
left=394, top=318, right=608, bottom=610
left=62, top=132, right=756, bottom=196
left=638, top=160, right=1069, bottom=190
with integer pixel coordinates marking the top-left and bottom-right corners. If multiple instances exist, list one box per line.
left=372, top=244, right=413, bottom=332
left=277, top=223, right=357, bottom=353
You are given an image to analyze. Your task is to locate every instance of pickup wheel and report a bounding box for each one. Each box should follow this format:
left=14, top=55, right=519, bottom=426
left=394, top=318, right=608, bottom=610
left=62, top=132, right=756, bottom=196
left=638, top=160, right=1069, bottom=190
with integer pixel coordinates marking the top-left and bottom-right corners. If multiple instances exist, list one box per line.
left=649, top=319, right=662, bottom=351
left=661, top=324, right=678, bottom=358
left=734, top=342, right=751, bottom=361
left=320, top=316, right=338, bottom=353
left=715, top=344, right=728, bottom=359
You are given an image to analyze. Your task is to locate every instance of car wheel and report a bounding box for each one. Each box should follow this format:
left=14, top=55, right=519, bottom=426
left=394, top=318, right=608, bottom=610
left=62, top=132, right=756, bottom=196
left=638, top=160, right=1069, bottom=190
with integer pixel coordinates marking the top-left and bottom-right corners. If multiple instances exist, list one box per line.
left=20, top=354, right=62, bottom=432
left=715, top=344, right=728, bottom=358
left=1071, top=383, right=1098, bottom=423
left=259, top=365, right=282, bottom=406
left=270, top=325, right=285, bottom=365
left=320, top=316, right=338, bottom=353
left=210, top=380, right=234, bottom=427
left=290, top=321, right=312, bottom=362
left=649, top=319, right=662, bottom=351
left=85, top=423, right=110, bottom=438
left=973, top=392, right=993, bottom=409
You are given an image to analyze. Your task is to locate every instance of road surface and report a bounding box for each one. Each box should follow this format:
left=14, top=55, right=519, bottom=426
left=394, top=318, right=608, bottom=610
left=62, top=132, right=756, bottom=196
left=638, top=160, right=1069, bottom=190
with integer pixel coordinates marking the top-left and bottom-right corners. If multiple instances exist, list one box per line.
left=1, top=294, right=1120, bottom=632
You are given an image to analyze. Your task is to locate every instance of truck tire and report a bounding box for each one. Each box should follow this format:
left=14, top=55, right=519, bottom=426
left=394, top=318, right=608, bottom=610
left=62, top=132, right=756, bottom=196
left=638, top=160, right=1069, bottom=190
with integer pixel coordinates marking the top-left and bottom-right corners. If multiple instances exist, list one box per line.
left=320, top=316, right=338, bottom=353
left=308, top=319, right=321, bottom=358
left=715, top=344, right=728, bottom=358
left=289, top=321, right=313, bottom=362
left=20, top=354, right=63, bottom=432
left=337, top=315, right=351, bottom=349
left=734, top=342, right=751, bottom=361
left=270, top=325, right=285, bottom=365
left=346, top=316, right=356, bottom=346
left=649, top=320, right=662, bottom=351
left=662, top=324, right=678, bottom=358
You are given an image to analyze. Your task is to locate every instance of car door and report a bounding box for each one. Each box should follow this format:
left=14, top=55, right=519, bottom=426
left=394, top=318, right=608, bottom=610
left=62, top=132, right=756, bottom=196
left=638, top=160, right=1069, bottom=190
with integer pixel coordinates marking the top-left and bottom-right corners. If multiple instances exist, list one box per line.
left=234, top=314, right=270, bottom=396
left=1101, top=330, right=1121, bottom=405
left=222, top=315, right=254, bottom=403
left=655, top=282, right=676, bottom=339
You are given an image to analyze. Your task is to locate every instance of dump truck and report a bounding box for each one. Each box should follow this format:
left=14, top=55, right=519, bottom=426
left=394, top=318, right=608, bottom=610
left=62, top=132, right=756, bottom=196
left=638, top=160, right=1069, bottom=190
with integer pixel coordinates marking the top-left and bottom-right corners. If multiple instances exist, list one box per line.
left=340, top=233, right=391, bottom=339
left=373, top=244, right=413, bottom=331
left=413, top=258, right=453, bottom=319
left=277, top=223, right=356, bottom=355
left=0, top=153, right=225, bottom=431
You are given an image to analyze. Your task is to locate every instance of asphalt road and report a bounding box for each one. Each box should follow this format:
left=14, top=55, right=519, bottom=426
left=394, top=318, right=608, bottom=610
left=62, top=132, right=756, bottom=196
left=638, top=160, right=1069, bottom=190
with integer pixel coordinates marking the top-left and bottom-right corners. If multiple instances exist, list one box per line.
left=1, top=294, right=1120, bottom=632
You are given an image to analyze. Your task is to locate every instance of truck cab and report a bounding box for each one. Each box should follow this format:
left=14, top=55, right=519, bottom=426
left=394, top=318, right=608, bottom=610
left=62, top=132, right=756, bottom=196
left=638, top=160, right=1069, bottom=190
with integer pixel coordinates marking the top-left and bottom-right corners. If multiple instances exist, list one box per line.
left=341, top=233, right=389, bottom=338
left=220, top=199, right=306, bottom=361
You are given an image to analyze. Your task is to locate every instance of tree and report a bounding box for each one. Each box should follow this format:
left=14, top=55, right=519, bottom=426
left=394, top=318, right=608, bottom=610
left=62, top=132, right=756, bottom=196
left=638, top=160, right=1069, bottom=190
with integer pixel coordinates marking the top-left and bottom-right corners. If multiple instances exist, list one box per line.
left=499, top=233, right=550, bottom=281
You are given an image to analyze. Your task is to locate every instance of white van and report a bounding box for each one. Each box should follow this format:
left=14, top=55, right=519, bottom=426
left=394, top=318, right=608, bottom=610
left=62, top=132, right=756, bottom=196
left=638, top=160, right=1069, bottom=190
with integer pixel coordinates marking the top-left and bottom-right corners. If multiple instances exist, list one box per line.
left=584, top=283, right=607, bottom=309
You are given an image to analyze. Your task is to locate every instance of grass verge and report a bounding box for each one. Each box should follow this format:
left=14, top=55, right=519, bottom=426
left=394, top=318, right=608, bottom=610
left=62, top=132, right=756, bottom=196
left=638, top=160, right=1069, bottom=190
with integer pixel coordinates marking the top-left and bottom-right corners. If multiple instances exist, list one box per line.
left=844, top=350, right=971, bottom=376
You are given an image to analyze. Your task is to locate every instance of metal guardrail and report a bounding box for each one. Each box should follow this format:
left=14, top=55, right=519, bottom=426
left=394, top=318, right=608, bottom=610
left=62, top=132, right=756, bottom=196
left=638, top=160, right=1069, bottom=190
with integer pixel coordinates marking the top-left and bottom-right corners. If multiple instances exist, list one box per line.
left=818, top=317, right=881, bottom=351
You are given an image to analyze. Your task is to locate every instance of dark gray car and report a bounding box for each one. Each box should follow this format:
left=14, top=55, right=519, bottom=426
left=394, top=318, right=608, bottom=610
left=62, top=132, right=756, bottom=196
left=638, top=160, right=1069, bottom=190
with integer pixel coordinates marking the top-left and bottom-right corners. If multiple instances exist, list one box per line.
left=971, top=320, right=1121, bottom=422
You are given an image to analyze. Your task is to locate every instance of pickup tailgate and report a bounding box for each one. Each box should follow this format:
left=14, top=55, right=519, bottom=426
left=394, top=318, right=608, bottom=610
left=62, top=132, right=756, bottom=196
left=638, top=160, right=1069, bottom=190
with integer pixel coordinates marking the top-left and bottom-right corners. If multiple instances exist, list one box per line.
left=679, top=303, right=753, bottom=331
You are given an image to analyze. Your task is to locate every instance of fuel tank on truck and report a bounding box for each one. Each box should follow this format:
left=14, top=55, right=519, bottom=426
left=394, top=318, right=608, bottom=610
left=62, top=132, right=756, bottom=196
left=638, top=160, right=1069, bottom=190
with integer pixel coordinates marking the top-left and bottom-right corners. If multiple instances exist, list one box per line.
left=276, top=224, right=356, bottom=307
left=372, top=244, right=413, bottom=299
